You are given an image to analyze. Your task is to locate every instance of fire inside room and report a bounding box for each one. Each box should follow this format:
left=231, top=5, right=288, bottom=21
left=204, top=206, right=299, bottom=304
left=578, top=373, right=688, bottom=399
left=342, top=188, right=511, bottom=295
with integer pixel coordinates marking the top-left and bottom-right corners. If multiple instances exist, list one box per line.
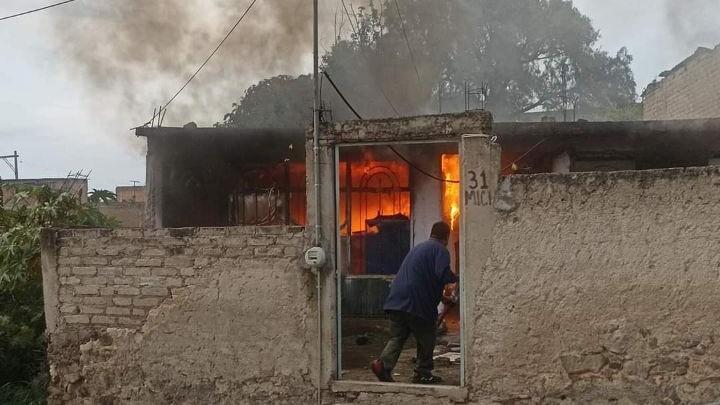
left=336, top=142, right=462, bottom=384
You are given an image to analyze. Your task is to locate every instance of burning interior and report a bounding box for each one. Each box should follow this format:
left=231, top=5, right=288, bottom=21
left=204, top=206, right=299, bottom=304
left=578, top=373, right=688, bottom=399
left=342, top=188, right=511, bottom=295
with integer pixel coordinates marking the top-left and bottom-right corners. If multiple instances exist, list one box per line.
left=336, top=141, right=462, bottom=384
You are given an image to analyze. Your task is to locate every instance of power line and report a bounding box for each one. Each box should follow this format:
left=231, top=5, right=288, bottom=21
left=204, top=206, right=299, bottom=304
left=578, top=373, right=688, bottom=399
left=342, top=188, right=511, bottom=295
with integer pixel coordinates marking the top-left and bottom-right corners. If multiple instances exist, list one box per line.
left=0, top=0, right=77, bottom=22
left=393, top=0, right=421, bottom=83
left=322, top=71, right=363, bottom=120
left=138, top=0, right=259, bottom=128
left=501, top=138, right=548, bottom=171
left=324, top=70, right=458, bottom=184
left=338, top=0, right=401, bottom=116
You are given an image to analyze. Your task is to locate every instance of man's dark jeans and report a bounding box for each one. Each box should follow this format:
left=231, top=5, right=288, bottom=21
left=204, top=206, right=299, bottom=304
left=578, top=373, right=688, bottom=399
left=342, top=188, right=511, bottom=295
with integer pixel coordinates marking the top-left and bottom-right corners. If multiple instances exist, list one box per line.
left=379, top=310, right=436, bottom=374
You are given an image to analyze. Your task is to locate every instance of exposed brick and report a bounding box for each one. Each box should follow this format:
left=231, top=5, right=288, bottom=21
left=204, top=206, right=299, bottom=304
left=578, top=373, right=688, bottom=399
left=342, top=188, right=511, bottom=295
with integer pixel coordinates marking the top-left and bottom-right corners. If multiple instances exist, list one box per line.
left=116, top=287, right=141, bottom=296
left=133, top=297, right=161, bottom=307
left=284, top=246, right=301, bottom=257
left=247, top=236, right=276, bottom=246
left=96, top=246, right=122, bottom=256
left=59, top=304, right=78, bottom=314
left=60, top=276, right=81, bottom=285
left=72, top=267, right=97, bottom=276
left=179, top=268, right=195, bottom=277
left=74, top=286, right=100, bottom=295
left=111, top=257, right=137, bottom=266
left=79, top=305, right=104, bottom=314
left=69, top=247, right=93, bottom=256
left=141, top=287, right=169, bottom=297
left=141, top=248, right=166, bottom=257
left=59, top=257, right=82, bottom=266
left=90, top=316, right=116, bottom=325
left=106, top=306, right=131, bottom=316
left=151, top=267, right=179, bottom=277
left=81, top=276, right=108, bottom=286
left=112, top=277, right=136, bottom=285
left=58, top=266, right=73, bottom=276
left=254, top=246, right=285, bottom=257
left=124, top=267, right=151, bottom=277
left=131, top=308, right=146, bottom=316
left=82, top=256, right=108, bottom=266
left=164, top=256, right=194, bottom=268
left=83, top=297, right=109, bottom=306
left=225, top=247, right=253, bottom=258
left=97, top=267, right=121, bottom=277
left=117, top=317, right=143, bottom=326
left=223, top=237, right=246, bottom=247
left=136, top=258, right=162, bottom=267
left=276, top=235, right=302, bottom=245
left=112, top=297, right=132, bottom=306
left=198, top=247, right=223, bottom=257
left=65, top=315, right=90, bottom=324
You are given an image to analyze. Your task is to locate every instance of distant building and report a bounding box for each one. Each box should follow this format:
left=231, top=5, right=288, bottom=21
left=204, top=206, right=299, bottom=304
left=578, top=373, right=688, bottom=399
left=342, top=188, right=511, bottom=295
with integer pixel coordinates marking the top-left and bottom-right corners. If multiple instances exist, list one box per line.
left=643, top=44, right=720, bottom=120
left=115, top=185, right=146, bottom=203
left=94, top=185, right=146, bottom=228
left=1, top=177, right=88, bottom=204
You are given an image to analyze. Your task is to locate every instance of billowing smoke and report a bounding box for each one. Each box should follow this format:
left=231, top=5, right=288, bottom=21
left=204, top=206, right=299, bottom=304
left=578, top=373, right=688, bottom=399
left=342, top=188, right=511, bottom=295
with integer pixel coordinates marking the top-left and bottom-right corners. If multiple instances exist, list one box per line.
left=50, top=0, right=320, bottom=126
left=665, top=0, right=720, bottom=50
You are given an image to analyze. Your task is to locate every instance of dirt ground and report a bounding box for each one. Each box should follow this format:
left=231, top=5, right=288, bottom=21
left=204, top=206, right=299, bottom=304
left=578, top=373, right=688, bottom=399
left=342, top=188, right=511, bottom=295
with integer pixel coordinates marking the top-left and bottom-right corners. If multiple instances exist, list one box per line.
left=340, top=307, right=461, bottom=386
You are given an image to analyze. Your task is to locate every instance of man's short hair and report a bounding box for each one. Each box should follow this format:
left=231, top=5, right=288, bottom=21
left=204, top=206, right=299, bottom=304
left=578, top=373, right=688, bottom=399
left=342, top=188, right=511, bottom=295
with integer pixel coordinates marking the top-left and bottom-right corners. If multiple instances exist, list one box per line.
left=430, top=221, right=451, bottom=241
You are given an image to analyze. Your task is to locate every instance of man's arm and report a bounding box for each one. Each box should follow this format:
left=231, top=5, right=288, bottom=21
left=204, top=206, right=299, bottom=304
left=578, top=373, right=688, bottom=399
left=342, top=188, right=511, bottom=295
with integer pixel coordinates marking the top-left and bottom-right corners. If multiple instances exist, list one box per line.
left=434, top=248, right=457, bottom=284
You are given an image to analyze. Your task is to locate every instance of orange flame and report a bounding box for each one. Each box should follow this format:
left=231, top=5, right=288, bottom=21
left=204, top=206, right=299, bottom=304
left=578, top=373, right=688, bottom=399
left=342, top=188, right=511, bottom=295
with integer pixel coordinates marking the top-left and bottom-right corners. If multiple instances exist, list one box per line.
left=441, top=154, right=460, bottom=230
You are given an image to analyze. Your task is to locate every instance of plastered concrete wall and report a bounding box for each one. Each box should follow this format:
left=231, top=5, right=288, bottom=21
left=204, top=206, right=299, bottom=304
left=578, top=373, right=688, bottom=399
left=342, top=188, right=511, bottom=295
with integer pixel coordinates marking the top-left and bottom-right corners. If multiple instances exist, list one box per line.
left=98, top=202, right=144, bottom=228
left=42, top=226, right=317, bottom=405
left=473, top=166, right=720, bottom=404
left=644, top=45, right=720, bottom=120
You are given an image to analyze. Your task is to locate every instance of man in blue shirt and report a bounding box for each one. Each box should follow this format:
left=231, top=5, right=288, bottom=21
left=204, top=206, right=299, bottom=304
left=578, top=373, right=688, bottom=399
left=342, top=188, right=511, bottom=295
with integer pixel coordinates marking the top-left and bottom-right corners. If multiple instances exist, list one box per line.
left=371, top=221, right=457, bottom=384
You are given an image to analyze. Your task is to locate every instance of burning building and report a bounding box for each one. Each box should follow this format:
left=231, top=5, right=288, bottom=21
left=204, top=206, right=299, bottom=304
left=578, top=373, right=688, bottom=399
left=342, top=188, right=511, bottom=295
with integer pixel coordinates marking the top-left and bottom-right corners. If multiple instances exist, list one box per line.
left=40, top=110, right=720, bottom=404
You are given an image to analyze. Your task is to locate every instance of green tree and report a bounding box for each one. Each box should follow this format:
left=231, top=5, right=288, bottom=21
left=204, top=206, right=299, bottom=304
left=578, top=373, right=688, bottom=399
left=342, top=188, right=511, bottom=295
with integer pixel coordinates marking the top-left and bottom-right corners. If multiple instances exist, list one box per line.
left=219, top=0, right=637, bottom=126
left=88, top=189, right=117, bottom=204
left=217, top=75, right=314, bottom=128
left=0, top=184, right=117, bottom=405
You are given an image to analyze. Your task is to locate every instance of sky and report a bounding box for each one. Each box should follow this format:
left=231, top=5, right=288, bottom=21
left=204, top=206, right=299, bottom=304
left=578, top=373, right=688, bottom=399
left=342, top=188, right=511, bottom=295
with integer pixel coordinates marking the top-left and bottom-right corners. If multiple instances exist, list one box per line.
left=1, top=0, right=719, bottom=191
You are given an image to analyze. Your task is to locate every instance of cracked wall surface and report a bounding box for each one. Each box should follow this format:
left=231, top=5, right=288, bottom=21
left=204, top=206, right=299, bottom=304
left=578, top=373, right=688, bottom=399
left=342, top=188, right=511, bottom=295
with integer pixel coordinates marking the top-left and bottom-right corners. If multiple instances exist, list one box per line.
left=474, top=167, right=720, bottom=404
left=42, top=226, right=315, bottom=405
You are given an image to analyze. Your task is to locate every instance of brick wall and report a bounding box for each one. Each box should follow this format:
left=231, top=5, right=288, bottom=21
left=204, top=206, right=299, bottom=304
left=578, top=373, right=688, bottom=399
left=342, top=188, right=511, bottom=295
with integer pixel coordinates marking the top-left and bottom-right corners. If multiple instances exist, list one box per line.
left=644, top=45, right=720, bottom=120
left=42, top=226, right=314, bottom=404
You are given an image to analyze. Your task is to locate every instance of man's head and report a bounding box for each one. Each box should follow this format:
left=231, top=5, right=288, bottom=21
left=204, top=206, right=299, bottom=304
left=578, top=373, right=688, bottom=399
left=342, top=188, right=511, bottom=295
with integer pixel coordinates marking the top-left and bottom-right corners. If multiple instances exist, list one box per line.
left=430, top=221, right=451, bottom=246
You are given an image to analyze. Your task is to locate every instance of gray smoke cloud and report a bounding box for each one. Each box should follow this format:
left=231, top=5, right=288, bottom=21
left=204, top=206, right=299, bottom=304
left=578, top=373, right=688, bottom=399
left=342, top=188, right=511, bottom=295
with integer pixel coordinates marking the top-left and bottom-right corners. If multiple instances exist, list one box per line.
left=50, top=0, right=321, bottom=126
left=665, top=0, right=720, bottom=50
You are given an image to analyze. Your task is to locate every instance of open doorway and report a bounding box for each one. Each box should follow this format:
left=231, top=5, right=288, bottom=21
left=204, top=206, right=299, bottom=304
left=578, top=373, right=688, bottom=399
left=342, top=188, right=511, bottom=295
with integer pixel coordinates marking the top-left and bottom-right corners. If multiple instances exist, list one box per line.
left=335, top=141, right=462, bottom=385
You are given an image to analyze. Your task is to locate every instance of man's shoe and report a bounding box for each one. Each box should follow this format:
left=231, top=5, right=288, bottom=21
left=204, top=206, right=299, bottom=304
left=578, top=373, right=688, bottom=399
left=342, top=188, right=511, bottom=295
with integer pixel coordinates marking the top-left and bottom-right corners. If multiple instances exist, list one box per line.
left=371, top=359, right=395, bottom=382
left=412, top=371, right=443, bottom=385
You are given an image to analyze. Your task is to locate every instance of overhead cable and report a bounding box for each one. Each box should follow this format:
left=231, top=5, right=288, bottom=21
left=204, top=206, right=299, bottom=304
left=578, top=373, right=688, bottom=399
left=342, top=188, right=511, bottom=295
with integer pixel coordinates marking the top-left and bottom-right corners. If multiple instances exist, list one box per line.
left=393, top=0, right=422, bottom=83
left=339, top=0, right=401, bottom=116
left=323, top=71, right=458, bottom=184
left=0, top=0, right=77, bottom=21
left=137, top=0, right=259, bottom=128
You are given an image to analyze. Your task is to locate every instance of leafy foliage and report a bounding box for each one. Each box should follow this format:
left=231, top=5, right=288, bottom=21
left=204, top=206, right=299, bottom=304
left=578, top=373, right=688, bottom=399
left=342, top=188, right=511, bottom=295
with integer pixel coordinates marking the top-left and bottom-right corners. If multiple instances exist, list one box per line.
left=0, top=184, right=117, bottom=404
left=219, top=0, right=638, bottom=126
left=88, top=189, right=117, bottom=204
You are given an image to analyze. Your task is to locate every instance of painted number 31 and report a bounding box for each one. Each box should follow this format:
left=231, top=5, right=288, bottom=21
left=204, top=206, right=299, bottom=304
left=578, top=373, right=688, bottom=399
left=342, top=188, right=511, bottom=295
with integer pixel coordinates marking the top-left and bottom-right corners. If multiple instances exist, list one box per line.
left=467, top=170, right=488, bottom=190
left=465, top=170, right=492, bottom=207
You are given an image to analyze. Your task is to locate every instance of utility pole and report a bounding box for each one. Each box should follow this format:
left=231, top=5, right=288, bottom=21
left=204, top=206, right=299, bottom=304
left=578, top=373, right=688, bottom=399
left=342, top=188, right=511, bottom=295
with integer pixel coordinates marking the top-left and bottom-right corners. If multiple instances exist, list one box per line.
left=130, top=180, right=140, bottom=202
left=0, top=151, right=19, bottom=179
left=561, top=60, right=568, bottom=122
